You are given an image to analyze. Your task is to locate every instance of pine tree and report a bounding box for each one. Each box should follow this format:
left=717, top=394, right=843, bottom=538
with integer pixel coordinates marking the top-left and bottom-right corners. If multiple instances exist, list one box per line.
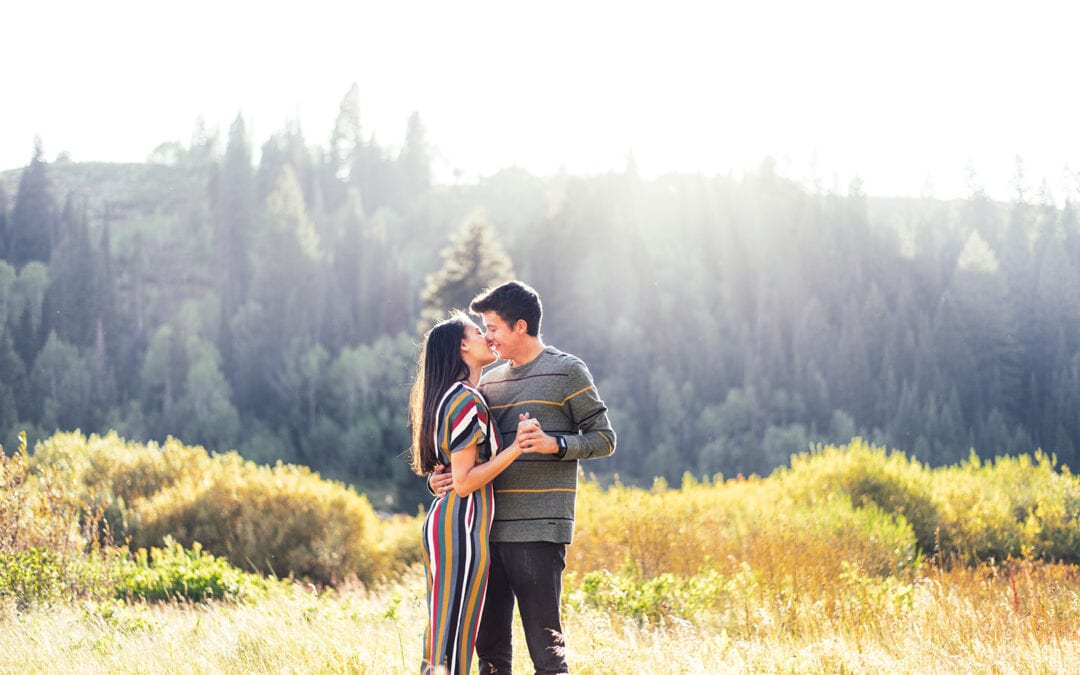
left=0, top=184, right=8, bottom=260
left=322, top=83, right=362, bottom=214
left=9, top=139, right=55, bottom=268
left=44, top=195, right=97, bottom=346
left=398, top=111, right=431, bottom=200
left=215, top=114, right=256, bottom=319
left=418, top=212, right=514, bottom=331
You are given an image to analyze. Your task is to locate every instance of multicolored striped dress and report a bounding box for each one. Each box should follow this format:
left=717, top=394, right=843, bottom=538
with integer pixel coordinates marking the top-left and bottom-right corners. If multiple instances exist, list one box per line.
left=421, top=381, right=501, bottom=675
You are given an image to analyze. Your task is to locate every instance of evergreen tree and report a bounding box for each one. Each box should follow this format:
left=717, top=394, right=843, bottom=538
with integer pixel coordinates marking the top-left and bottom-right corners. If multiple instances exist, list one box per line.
left=92, top=206, right=119, bottom=403
left=398, top=111, right=432, bottom=200
left=32, top=332, right=93, bottom=432
left=323, top=83, right=362, bottom=214
left=349, top=134, right=393, bottom=216
left=418, top=212, right=514, bottom=331
left=9, top=139, right=55, bottom=267
left=0, top=184, right=8, bottom=260
left=10, top=261, right=49, bottom=367
left=44, top=195, right=97, bottom=347
left=215, top=114, right=256, bottom=320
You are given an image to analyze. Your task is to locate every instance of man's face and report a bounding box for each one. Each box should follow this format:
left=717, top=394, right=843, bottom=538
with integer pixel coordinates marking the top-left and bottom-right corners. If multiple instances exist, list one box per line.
left=481, top=311, right=524, bottom=363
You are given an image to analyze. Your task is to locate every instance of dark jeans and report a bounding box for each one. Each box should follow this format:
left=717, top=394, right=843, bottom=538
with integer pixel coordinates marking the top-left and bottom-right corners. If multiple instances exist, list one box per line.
left=476, top=541, right=568, bottom=674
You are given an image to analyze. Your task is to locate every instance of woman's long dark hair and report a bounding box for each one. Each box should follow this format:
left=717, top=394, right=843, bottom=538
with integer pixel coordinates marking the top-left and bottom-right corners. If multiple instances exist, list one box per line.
left=409, top=312, right=471, bottom=475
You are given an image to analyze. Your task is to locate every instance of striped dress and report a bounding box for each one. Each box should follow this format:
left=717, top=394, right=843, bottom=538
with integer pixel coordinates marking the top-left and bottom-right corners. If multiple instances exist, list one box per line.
left=421, top=382, right=501, bottom=675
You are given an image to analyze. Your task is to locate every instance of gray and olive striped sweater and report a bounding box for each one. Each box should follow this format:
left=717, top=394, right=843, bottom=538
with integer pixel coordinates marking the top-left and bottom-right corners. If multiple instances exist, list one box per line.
left=479, top=346, right=616, bottom=544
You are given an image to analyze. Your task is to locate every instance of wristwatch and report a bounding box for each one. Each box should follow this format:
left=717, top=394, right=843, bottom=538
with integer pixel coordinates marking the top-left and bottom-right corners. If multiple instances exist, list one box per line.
left=555, top=435, right=568, bottom=458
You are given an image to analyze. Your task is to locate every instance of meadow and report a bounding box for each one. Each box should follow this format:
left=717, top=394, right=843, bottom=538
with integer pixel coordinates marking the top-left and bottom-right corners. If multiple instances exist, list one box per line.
left=0, top=433, right=1078, bottom=673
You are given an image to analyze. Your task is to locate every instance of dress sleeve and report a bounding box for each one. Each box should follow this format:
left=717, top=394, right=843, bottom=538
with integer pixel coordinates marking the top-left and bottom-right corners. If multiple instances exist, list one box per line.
left=439, top=386, right=488, bottom=455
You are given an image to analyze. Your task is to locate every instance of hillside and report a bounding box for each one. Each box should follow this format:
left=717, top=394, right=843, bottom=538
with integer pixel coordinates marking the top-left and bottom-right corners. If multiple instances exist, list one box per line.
left=1, top=132, right=1077, bottom=514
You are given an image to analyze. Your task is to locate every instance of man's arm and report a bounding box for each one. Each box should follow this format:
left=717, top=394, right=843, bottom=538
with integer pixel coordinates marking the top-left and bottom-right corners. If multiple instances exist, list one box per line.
left=560, top=359, right=615, bottom=460
left=517, top=359, right=617, bottom=460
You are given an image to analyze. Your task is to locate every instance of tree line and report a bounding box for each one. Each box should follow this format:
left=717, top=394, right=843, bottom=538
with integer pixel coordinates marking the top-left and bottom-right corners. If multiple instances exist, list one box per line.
left=1, top=85, right=1079, bottom=510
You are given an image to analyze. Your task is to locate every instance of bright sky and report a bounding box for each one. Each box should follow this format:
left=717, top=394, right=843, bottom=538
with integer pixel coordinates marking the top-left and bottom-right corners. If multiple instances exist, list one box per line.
left=3, top=0, right=1078, bottom=201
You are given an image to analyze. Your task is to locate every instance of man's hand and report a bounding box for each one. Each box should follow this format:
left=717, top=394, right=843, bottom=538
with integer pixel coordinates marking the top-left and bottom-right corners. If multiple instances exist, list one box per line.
left=429, top=464, right=453, bottom=498
left=515, top=421, right=559, bottom=454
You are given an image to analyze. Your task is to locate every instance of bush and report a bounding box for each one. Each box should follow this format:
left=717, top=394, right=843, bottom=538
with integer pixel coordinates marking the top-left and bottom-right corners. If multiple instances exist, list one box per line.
left=131, top=453, right=386, bottom=586
left=30, top=431, right=212, bottom=539
left=114, top=537, right=275, bottom=603
left=571, top=568, right=719, bottom=624
left=571, top=469, right=919, bottom=591
left=0, top=548, right=66, bottom=610
left=30, top=432, right=410, bottom=587
left=0, top=432, right=118, bottom=609
left=931, top=451, right=1080, bottom=563
left=776, top=438, right=940, bottom=554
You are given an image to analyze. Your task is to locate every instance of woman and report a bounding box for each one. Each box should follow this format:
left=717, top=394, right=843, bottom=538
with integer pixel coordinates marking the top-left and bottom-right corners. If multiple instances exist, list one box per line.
left=409, top=311, right=536, bottom=675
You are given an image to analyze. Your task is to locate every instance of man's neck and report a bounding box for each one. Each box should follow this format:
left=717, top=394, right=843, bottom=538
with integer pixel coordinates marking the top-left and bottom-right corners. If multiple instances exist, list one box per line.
left=509, top=339, right=546, bottom=367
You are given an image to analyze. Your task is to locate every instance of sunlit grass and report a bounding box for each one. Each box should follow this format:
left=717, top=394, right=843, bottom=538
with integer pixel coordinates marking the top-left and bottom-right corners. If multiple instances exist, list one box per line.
left=3, top=436, right=1079, bottom=672
left=0, top=562, right=1077, bottom=674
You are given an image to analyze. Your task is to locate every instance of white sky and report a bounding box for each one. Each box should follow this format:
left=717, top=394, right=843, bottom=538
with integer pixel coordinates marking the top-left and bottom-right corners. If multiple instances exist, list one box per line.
left=2, top=0, right=1078, bottom=201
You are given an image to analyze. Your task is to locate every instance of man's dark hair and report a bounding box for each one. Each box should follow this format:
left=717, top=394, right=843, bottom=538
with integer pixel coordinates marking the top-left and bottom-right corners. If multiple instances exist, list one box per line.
left=470, top=280, right=543, bottom=336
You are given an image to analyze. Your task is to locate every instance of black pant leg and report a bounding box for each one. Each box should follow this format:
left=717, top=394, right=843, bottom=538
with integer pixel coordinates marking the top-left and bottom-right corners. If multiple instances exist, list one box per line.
left=501, top=541, right=569, bottom=674
left=476, top=542, right=515, bottom=673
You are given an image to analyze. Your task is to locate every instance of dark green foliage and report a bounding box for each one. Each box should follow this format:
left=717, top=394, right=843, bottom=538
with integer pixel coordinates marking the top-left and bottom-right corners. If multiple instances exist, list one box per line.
left=8, top=140, right=54, bottom=268
left=33, top=432, right=418, bottom=587
left=418, top=212, right=514, bottom=331
left=0, top=548, right=66, bottom=609
left=0, top=183, right=8, bottom=259
left=114, top=538, right=274, bottom=603
left=5, top=93, right=1080, bottom=512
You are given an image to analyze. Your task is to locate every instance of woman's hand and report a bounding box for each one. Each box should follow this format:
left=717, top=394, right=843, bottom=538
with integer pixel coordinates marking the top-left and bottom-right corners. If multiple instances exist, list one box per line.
left=515, top=414, right=559, bottom=454
left=429, top=464, right=453, bottom=498
left=515, top=414, right=542, bottom=452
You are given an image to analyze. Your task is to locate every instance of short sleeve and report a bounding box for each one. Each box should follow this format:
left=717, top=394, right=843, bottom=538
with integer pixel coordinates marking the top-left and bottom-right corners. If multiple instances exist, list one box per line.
left=439, top=386, right=488, bottom=455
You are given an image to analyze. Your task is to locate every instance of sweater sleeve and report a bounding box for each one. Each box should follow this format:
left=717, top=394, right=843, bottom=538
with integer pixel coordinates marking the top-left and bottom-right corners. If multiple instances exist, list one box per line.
left=561, top=359, right=616, bottom=461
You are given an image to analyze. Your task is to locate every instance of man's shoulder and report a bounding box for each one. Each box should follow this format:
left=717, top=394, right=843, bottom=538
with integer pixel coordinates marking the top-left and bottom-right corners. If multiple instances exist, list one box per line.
left=542, top=346, right=591, bottom=375
left=478, top=348, right=595, bottom=392
left=479, top=361, right=513, bottom=386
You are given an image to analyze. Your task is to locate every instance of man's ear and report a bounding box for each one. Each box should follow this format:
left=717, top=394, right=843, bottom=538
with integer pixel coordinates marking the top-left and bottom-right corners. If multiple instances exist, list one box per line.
left=514, top=319, right=528, bottom=334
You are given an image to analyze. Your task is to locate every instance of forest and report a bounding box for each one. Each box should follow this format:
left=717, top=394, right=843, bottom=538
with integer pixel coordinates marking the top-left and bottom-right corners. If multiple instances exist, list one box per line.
left=1, top=83, right=1079, bottom=511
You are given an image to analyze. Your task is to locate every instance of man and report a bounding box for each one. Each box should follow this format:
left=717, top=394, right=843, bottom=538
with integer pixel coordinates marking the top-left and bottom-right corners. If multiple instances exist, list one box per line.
left=429, top=280, right=616, bottom=674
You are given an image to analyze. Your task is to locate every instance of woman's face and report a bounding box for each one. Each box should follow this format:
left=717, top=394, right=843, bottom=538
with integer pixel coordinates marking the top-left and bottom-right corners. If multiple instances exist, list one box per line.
left=461, top=321, right=497, bottom=368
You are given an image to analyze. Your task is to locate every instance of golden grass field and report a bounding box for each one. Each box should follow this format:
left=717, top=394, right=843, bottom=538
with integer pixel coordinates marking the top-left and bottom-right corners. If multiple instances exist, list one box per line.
left=1, top=435, right=1079, bottom=673
left=0, top=561, right=1077, bottom=674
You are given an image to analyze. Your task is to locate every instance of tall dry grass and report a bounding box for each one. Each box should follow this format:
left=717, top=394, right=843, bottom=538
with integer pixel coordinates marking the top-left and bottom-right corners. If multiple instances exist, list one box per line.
left=2, top=434, right=1078, bottom=672
left=0, top=562, right=1076, bottom=673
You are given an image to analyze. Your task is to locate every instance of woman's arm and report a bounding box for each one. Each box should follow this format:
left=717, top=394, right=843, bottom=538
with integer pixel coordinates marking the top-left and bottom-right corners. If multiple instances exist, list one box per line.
left=449, top=418, right=537, bottom=498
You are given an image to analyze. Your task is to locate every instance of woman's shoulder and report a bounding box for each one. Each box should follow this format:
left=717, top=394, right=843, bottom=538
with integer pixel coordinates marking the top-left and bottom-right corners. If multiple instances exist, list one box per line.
left=440, top=381, right=489, bottom=413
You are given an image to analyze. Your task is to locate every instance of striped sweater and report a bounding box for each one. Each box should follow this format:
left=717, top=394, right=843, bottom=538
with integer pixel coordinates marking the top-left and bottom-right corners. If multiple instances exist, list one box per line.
left=478, top=346, right=616, bottom=543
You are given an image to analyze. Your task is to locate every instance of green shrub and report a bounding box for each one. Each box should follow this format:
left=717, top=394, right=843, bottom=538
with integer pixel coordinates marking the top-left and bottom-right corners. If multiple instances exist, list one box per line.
left=30, top=431, right=212, bottom=539
left=31, top=432, right=404, bottom=587
left=131, top=453, right=385, bottom=586
left=572, top=469, right=920, bottom=595
left=572, top=569, right=710, bottom=623
left=114, top=537, right=274, bottom=603
left=932, top=451, right=1080, bottom=563
left=767, top=440, right=1080, bottom=565
left=777, top=438, right=940, bottom=554
left=0, top=548, right=66, bottom=609
left=0, top=432, right=117, bottom=609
